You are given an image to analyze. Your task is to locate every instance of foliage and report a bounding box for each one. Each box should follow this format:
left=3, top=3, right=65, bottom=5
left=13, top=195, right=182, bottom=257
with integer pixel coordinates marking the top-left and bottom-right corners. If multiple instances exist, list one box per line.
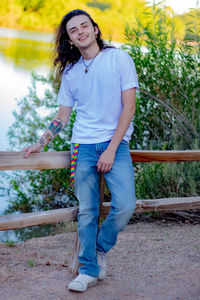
left=8, top=72, right=69, bottom=150
left=2, top=4, right=200, bottom=214
left=5, top=240, right=16, bottom=247
left=135, top=162, right=200, bottom=200
left=4, top=72, right=77, bottom=213
left=0, top=0, right=199, bottom=42
left=19, top=0, right=46, bottom=12
left=86, top=0, right=111, bottom=11
left=0, top=37, right=51, bottom=70
left=179, top=8, right=200, bottom=42
left=26, top=259, right=35, bottom=267
left=122, top=6, right=200, bottom=200
left=123, top=6, right=200, bottom=151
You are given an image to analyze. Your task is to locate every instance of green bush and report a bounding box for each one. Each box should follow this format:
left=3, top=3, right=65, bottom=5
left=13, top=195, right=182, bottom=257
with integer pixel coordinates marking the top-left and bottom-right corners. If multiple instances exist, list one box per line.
left=123, top=7, right=200, bottom=200
left=3, top=72, right=77, bottom=213
left=135, top=162, right=200, bottom=200
left=123, top=7, right=200, bottom=150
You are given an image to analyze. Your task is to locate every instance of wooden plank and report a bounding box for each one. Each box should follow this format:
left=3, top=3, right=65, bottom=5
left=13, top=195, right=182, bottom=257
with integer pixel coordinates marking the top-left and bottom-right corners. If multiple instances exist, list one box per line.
left=0, top=150, right=200, bottom=170
left=136, top=196, right=200, bottom=213
left=0, top=207, right=79, bottom=231
left=130, top=150, right=200, bottom=162
left=0, top=151, right=71, bottom=170
left=98, top=197, right=200, bottom=217
left=1, top=197, right=200, bottom=231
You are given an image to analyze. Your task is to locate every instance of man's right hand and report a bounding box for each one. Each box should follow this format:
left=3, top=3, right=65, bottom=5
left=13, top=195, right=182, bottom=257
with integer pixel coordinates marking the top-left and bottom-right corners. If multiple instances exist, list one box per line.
left=22, top=143, right=43, bottom=158
left=22, top=105, right=73, bottom=158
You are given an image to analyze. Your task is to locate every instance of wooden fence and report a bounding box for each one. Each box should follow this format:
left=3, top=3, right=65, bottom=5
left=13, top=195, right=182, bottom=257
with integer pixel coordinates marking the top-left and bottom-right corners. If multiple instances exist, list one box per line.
left=0, top=150, right=200, bottom=231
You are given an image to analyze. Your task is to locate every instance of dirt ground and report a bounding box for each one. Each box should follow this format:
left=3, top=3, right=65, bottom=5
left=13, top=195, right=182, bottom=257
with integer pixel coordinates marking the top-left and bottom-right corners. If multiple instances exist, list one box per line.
left=0, top=221, right=200, bottom=300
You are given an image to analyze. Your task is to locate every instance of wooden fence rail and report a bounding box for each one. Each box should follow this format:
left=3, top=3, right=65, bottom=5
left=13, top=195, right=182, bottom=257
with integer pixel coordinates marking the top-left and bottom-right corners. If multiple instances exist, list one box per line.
left=1, top=197, right=200, bottom=231
left=1, top=150, right=200, bottom=170
left=0, top=150, right=200, bottom=231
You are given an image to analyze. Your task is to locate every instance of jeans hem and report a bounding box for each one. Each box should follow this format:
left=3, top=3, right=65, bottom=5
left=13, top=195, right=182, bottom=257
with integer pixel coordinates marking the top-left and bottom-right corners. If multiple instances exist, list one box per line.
left=79, top=271, right=98, bottom=278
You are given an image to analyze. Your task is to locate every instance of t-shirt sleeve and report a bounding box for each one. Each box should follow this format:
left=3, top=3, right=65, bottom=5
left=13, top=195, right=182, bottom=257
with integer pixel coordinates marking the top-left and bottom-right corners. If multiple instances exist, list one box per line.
left=118, top=50, right=139, bottom=91
left=57, top=74, right=75, bottom=107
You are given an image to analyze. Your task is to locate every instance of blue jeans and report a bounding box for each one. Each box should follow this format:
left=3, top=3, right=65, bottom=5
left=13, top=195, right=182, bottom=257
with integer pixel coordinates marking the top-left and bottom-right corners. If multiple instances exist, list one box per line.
left=71, top=140, right=136, bottom=277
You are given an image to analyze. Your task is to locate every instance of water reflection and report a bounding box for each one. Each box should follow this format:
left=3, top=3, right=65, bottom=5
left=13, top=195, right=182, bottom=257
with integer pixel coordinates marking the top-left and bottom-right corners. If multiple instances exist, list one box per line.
left=0, top=225, right=56, bottom=243
left=0, top=37, right=52, bottom=70
left=0, top=27, right=53, bottom=43
left=0, top=28, right=51, bottom=151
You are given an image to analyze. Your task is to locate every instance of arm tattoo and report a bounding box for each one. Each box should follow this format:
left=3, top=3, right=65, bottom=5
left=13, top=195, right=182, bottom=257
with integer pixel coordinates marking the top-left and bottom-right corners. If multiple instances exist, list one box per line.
left=39, top=118, right=64, bottom=147
left=39, top=133, right=53, bottom=147
left=48, top=119, right=63, bottom=137
left=45, top=133, right=53, bottom=142
left=39, top=137, right=46, bottom=147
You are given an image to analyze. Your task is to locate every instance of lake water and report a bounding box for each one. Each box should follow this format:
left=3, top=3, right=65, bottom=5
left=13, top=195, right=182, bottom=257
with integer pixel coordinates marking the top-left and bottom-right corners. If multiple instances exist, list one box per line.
left=0, top=27, right=53, bottom=242
left=0, top=27, right=52, bottom=150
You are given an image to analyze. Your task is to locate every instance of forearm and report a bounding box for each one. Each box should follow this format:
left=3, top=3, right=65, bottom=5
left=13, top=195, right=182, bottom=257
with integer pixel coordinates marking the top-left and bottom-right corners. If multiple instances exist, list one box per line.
left=107, top=106, right=135, bottom=153
left=38, top=118, right=63, bottom=148
left=38, top=106, right=72, bottom=149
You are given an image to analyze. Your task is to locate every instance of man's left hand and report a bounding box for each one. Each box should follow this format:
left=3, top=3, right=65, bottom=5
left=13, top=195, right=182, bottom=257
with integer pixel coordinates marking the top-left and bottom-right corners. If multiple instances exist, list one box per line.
left=97, top=149, right=116, bottom=173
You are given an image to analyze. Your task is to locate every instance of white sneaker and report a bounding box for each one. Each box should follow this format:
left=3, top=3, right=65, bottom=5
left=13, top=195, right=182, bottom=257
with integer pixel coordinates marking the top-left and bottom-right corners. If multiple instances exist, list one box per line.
left=97, top=251, right=106, bottom=280
left=68, top=274, right=97, bottom=292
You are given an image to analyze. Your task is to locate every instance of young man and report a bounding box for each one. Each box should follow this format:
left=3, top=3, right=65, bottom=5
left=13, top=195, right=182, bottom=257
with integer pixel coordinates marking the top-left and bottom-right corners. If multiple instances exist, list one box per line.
left=23, top=9, right=139, bottom=292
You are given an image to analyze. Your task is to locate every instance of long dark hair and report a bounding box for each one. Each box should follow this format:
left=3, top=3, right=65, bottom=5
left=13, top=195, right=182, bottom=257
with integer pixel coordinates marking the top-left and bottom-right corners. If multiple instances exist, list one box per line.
left=53, top=9, right=112, bottom=78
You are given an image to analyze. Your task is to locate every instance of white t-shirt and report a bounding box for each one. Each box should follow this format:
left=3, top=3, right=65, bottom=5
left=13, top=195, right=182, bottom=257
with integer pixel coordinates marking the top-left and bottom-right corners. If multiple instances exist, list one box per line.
left=57, top=48, right=139, bottom=143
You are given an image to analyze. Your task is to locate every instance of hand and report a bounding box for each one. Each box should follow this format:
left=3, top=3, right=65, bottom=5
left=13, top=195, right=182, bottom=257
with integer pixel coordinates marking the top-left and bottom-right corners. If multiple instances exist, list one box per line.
left=97, top=149, right=116, bottom=173
left=22, top=143, right=43, bottom=158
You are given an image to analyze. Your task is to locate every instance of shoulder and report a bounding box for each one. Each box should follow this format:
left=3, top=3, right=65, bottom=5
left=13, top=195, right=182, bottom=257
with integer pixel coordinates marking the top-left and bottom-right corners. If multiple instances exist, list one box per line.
left=102, top=47, right=125, bottom=55
left=102, top=47, right=132, bottom=61
left=63, top=58, right=82, bottom=76
left=115, top=48, right=132, bottom=61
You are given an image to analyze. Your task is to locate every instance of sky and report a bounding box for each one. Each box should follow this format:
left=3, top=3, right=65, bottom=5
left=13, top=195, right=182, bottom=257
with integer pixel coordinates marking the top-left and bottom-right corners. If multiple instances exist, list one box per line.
left=149, top=0, right=199, bottom=14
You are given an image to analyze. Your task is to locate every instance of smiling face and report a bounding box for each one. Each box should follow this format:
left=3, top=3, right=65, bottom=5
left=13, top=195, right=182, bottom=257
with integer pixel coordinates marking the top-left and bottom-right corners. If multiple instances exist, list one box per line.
left=66, top=15, right=99, bottom=51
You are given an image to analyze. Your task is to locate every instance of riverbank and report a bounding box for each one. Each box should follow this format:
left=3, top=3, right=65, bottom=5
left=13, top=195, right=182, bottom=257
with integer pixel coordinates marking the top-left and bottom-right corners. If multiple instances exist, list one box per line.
left=1, top=221, right=200, bottom=299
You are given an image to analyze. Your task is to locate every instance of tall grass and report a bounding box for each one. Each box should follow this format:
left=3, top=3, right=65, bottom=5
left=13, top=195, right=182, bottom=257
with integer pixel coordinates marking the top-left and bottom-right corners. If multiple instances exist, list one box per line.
left=123, top=7, right=200, bottom=199
left=135, top=162, right=200, bottom=200
left=123, top=7, right=199, bottom=151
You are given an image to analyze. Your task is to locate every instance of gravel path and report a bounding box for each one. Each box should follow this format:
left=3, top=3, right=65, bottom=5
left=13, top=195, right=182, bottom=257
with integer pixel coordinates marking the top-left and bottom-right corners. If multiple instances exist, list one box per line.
left=0, top=222, right=200, bottom=300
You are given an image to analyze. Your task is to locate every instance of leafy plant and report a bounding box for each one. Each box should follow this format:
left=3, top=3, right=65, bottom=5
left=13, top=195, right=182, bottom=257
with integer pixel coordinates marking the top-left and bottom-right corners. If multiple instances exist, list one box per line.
left=123, top=7, right=200, bottom=200
left=5, top=72, right=77, bottom=213
left=5, top=240, right=15, bottom=247
left=123, top=6, right=200, bottom=150
left=134, top=161, right=200, bottom=200
left=87, top=0, right=111, bottom=11
left=26, top=259, right=35, bottom=267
